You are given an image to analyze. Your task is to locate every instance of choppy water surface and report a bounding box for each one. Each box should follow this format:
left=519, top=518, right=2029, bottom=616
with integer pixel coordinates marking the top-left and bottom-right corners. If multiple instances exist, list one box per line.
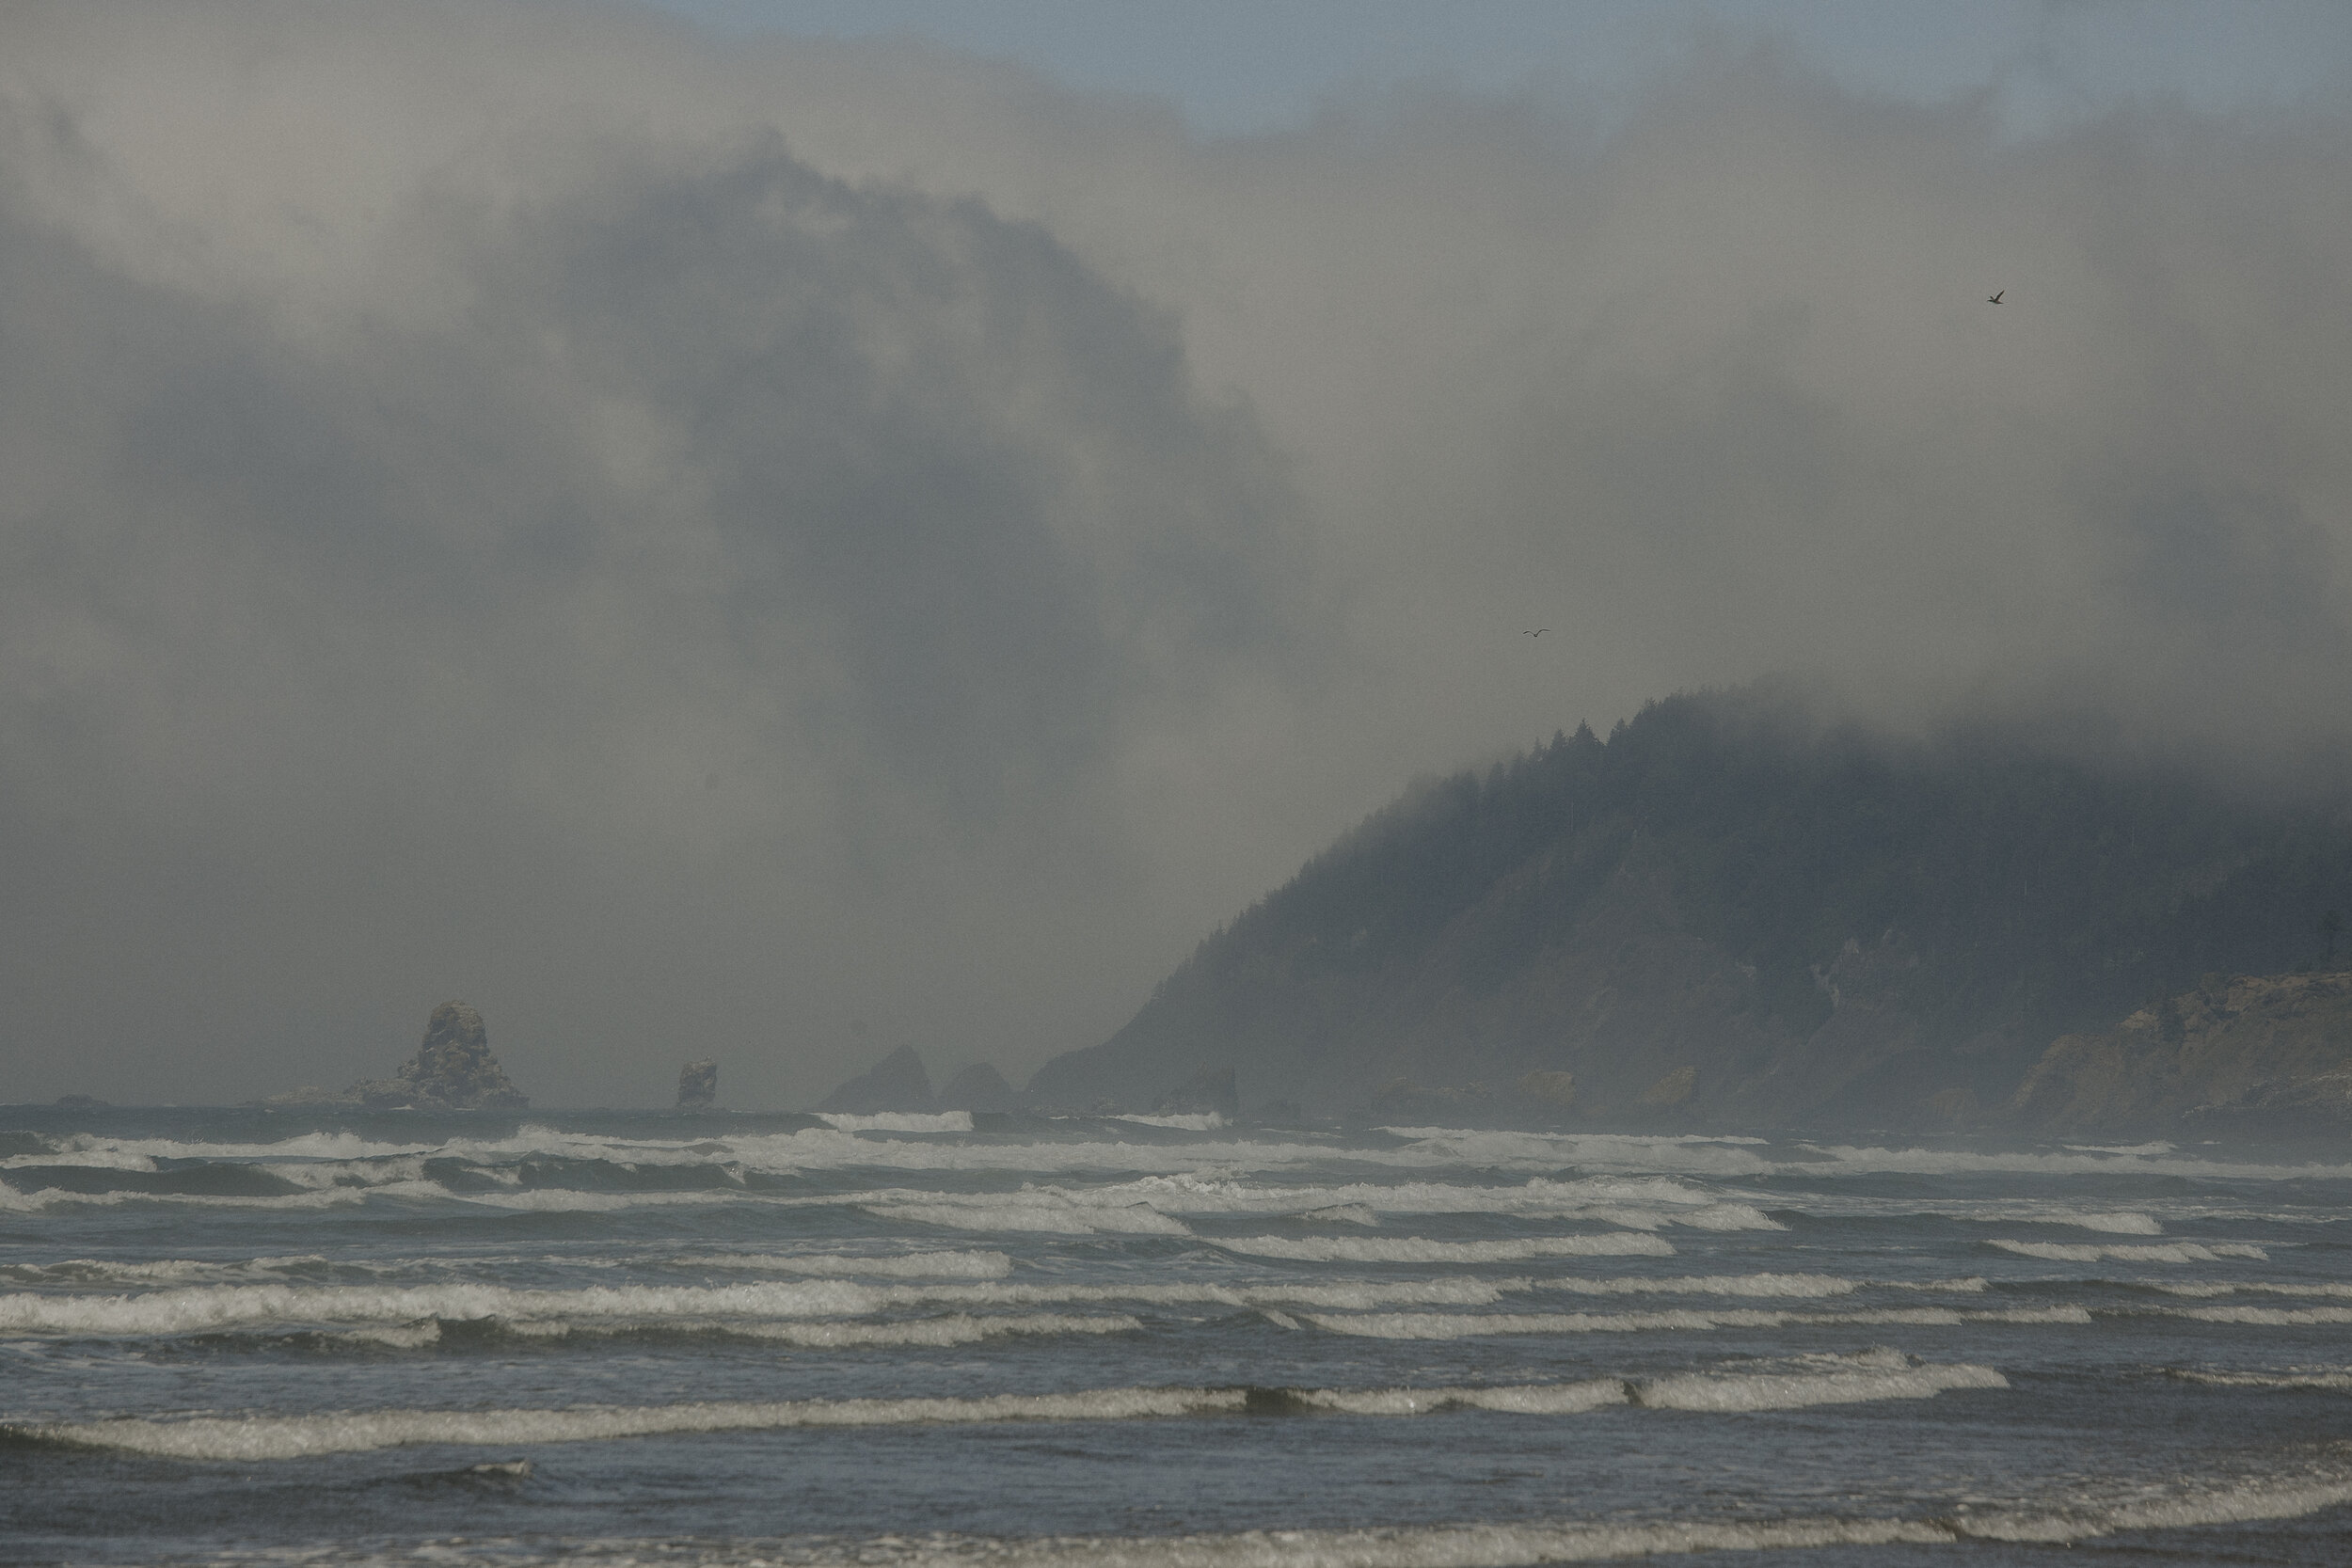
left=4, top=1107, right=2351, bottom=1565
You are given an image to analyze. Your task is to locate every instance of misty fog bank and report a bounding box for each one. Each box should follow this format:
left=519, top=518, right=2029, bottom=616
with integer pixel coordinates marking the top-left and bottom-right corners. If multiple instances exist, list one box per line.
left=2, top=3, right=2349, bottom=1106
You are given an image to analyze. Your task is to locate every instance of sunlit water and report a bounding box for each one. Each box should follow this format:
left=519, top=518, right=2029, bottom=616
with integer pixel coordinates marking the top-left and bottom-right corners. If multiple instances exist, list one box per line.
left=5, top=1107, right=2351, bottom=1565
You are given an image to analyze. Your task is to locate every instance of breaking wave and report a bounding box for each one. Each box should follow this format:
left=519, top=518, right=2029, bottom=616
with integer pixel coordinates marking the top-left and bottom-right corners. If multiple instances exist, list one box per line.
left=1211, top=1233, right=1675, bottom=1263
left=1303, top=1306, right=2090, bottom=1338
left=671, top=1251, right=1014, bottom=1278
left=1990, top=1240, right=2270, bottom=1262
left=11, top=1359, right=2007, bottom=1460
left=863, top=1201, right=1193, bottom=1235
left=814, top=1113, right=975, bottom=1134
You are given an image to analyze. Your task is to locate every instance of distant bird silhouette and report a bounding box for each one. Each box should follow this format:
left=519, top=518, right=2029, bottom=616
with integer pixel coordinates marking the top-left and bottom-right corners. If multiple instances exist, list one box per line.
left=1525, top=628, right=1547, bottom=638
left=1987, top=290, right=2004, bottom=304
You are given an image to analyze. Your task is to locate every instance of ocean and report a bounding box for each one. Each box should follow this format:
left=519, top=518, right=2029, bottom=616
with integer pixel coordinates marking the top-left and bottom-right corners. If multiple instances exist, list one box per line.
left=4, top=1106, right=2350, bottom=1565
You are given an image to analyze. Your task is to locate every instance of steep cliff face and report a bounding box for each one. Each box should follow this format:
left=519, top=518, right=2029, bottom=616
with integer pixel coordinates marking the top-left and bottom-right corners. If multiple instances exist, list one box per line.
left=2011, top=971, right=2352, bottom=1132
left=1025, top=686, right=2352, bottom=1128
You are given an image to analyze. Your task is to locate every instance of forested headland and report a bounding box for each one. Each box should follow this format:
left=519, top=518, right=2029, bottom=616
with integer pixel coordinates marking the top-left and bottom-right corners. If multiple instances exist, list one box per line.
left=1025, top=683, right=2352, bottom=1130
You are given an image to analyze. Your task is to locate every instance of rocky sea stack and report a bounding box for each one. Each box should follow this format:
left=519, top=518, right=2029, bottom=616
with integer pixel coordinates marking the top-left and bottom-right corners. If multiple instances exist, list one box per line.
left=353, top=1002, right=529, bottom=1111
left=268, top=1002, right=528, bottom=1111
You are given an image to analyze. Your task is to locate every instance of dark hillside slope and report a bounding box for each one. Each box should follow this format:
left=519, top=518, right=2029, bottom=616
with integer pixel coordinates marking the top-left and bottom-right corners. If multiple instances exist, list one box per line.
left=1026, top=686, right=2352, bottom=1127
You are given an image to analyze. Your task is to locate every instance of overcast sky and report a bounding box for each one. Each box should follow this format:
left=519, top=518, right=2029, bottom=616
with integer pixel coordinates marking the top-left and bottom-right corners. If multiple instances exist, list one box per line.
left=4, top=1, right=2349, bottom=1107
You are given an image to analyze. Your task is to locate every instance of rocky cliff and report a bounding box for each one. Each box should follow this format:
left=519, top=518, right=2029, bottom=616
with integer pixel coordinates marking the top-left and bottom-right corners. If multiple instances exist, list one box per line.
left=2011, top=971, right=2352, bottom=1133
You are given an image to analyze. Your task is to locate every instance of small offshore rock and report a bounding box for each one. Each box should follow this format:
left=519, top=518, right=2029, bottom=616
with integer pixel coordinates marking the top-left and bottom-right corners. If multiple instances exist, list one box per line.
left=677, top=1058, right=719, bottom=1110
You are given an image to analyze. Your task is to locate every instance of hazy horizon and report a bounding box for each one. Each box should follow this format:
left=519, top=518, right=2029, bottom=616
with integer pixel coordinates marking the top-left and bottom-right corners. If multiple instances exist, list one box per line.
left=4, top=1, right=2350, bottom=1108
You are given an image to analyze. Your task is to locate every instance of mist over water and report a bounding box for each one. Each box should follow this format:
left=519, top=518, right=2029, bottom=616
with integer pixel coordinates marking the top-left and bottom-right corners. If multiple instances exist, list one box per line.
left=6, top=1108, right=2352, bottom=1564
left=5, top=3, right=2352, bottom=1106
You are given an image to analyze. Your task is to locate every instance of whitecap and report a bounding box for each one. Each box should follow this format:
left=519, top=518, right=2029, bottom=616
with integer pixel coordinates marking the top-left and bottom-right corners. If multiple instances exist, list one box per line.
left=2172, top=1306, right=2352, bottom=1325
left=1537, top=1274, right=1854, bottom=1299
left=862, top=1201, right=1192, bottom=1236
left=1110, top=1114, right=1226, bottom=1132
left=1988, top=1240, right=2267, bottom=1263
left=1303, top=1305, right=2091, bottom=1338
left=1212, top=1233, right=1675, bottom=1263
left=672, top=1250, right=1014, bottom=1279
left=813, top=1112, right=975, bottom=1134
left=16, top=1360, right=2003, bottom=1462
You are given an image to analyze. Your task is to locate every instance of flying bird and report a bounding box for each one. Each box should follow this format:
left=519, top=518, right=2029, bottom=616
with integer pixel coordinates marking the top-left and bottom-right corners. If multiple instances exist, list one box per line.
left=1987, top=290, right=2004, bottom=304
left=1525, top=628, right=1547, bottom=638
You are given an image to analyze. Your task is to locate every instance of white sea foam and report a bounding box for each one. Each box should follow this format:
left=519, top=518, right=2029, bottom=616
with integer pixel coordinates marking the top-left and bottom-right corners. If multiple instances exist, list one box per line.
left=681, top=1312, right=1142, bottom=1348
left=1538, top=1274, right=1855, bottom=1299
left=1297, top=1203, right=1379, bottom=1226
left=343, top=1322, right=445, bottom=1350
left=1989, top=1240, right=2268, bottom=1262
left=21, top=1387, right=1254, bottom=1460
left=1110, top=1114, right=1226, bottom=1132
left=1212, top=1233, right=1675, bottom=1263
left=14, top=1132, right=436, bottom=1164
left=0, top=1254, right=334, bottom=1286
left=1633, top=1361, right=2007, bottom=1411
left=256, top=1155, right=436, bottom=1191
left=28, top=1123, right=2352, bottom=1189
left=1375, top=1130, right=1781, bottom=1178
left=1303, top=1305, right=2091, bottom=1338
left=1801, top=1144, right=2352, bottom=1183
left=0, top=1269, right=1549, bottom=1337
left=1665, top=1203, right=1785, bottom=1231
left=212, top=1452, right=2352, bottom=1566
left=0, top=1278, right=914, bottom=1335
left=842, top=1173, right=1748, bottom=1224
left=2173, top=1305, right=2352, bottom=1325
left=2169, top=1366, right=2352, bottom=1390
left=2149, top=1280, right=2352, bottom=1299
left=453, top=1189, right=760, bottom=1213
left=16, top=1361, right=2005, bottom=1462
left=2040, top=1210, right=2165, bottom=1234
left=814, top=1113, right=975, bottom=1134
left=863, top=1201, right=1193, bottom=1235
left=0, top=1182, right=385, bottom=1213
left=1961, top=1462, right=2352, bottom=1544
left=673, top=1251, right=1015, bottom=1279
left=0, top=1147, right=160, bottom=1171
left=365, top=1314, right=1144, bottom=1350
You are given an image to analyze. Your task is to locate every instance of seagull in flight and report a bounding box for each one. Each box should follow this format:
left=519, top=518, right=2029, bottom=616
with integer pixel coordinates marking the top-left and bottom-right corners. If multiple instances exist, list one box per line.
left=1987, top=290, right=2004, bottom=304
left=1525, top=628, right=1547, bottom=638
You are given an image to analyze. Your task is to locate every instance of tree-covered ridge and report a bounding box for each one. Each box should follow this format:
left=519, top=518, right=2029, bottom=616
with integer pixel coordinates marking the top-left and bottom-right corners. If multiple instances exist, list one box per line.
left=1031, top=682, right=2352, bottom=1124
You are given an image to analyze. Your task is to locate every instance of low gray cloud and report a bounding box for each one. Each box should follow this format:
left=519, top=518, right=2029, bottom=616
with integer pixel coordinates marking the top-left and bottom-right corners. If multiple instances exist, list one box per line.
left=1, top=5, right=2347, bottom=1103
